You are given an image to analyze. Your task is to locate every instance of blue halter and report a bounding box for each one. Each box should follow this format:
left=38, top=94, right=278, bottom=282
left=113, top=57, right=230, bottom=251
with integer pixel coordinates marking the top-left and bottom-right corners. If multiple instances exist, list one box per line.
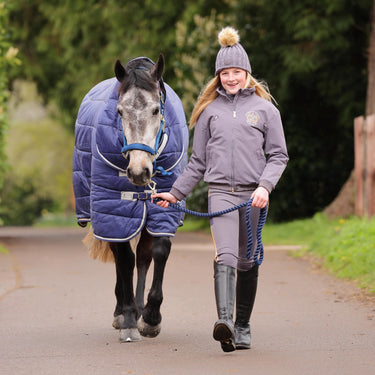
left=120, top=90, right=171, bottom=176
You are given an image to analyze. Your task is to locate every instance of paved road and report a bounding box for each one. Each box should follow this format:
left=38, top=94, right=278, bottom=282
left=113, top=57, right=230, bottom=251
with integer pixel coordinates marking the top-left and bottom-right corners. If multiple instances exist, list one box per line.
left=0, top=227, right=374, bottom=375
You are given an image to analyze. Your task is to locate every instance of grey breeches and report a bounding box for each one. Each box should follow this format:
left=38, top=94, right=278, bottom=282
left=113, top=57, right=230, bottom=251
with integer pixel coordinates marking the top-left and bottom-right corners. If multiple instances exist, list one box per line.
left=208, top=188, right=260, bottom=271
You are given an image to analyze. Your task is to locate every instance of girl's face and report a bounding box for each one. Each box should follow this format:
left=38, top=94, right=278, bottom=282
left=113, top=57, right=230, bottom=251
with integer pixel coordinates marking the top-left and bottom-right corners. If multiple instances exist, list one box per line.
left=219, top=68, right=247, bottom=95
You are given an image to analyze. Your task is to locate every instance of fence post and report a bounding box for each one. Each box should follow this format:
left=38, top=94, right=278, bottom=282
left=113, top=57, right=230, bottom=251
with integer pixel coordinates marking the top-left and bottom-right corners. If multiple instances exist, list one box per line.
left=366, top=114, right=375, bottom=217
left=354, top=114, right=375, bottom=217
left=354, top=116, right=365, bottom=217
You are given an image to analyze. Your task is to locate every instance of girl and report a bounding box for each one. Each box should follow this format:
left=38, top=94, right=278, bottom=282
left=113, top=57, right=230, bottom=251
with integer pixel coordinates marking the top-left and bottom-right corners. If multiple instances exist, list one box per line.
left=153, top=26, right=288, bottom=352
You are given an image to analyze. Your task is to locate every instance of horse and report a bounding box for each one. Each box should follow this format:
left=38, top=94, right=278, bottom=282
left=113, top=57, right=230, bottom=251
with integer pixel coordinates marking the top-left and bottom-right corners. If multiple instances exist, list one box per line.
left=72, top=54, right=188, bottom=342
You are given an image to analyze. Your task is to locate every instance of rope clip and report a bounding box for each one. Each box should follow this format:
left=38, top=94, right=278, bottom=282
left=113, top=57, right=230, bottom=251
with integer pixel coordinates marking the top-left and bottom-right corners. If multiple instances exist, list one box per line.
left=147, top=180, right=157, bottom=195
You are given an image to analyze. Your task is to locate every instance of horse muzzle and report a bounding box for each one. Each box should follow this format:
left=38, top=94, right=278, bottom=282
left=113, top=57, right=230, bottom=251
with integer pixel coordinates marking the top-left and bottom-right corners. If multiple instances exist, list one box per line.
left=125, top=150, right=154, bottom=185
left=127, top=166, right=152, bottom=186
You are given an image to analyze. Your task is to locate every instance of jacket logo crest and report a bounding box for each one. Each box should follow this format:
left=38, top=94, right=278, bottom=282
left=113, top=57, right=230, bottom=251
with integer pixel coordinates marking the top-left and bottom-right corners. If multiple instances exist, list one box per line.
left=246, top=111, right=259, bottom=126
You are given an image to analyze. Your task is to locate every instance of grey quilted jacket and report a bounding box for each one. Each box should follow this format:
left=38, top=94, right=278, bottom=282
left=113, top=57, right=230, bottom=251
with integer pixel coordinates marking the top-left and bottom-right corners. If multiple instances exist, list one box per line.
left=170, top=87, right=288, bottom=200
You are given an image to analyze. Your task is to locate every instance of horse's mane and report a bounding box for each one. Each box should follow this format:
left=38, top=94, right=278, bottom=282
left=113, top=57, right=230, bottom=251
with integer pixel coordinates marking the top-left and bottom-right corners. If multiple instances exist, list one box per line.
left=119, top=58, right=158, bottom=94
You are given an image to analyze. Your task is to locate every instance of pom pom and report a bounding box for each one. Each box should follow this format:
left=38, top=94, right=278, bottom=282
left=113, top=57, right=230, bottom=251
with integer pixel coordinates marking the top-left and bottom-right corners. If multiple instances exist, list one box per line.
left=218, top=27, right=240, bottom=47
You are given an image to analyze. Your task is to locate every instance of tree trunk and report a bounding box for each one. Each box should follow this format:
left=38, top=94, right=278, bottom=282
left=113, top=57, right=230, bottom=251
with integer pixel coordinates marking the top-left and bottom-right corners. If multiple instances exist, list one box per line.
left=324, top=171, right=355, bottom=218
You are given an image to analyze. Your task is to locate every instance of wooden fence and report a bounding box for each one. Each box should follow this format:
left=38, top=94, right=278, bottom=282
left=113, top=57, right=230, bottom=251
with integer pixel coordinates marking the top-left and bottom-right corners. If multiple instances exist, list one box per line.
left=354, top=114, right=375, bottom=217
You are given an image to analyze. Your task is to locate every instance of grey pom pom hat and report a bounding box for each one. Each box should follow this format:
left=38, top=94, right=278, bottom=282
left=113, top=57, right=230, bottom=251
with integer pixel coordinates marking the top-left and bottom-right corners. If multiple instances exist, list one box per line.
left=215, top=28, right=251, bottom=75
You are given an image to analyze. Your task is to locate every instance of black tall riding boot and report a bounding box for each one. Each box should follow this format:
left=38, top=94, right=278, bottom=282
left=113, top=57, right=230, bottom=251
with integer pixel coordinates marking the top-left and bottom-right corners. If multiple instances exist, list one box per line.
left=213, top=261, right=236, bottom=352
left=234, top=264, right=258, bottom=349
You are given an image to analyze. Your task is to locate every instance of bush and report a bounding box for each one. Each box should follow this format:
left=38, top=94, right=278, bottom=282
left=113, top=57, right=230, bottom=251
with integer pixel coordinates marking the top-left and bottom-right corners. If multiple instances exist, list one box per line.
left=0, top=179, right=56, bottom=225
left=0, top=81, right=74, bottom=225
left=0, top=1, right=21, bottom=224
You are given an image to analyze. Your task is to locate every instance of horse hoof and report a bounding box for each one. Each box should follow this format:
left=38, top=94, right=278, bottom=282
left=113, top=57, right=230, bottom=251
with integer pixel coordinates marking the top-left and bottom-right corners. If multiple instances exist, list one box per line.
left=112, top=315, right=124, bottom=329
left=119, top=328, right=141, bottom=343
left=137, top=316, right=161, bottom=338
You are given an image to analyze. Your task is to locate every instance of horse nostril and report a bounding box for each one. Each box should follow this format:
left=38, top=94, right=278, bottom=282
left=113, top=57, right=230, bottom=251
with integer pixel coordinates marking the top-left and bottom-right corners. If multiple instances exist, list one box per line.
left=127, top=168, right=134, bottom=181
left=143, top=167, right=151, bottom=181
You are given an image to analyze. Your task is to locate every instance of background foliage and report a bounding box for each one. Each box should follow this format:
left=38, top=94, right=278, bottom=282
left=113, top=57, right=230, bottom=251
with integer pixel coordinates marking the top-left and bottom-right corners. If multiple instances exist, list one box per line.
left=1, top=81, right=74, bottom=225
left=234, top=0, right=372, bottom=220
left=0, top=1, right=20, bottom=224
left=3, top=0, right=374, bottom=224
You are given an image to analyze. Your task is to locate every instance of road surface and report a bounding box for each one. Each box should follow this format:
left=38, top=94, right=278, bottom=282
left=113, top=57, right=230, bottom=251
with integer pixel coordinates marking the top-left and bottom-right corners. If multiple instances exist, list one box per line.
left=0, top=227, right=374, bottom=375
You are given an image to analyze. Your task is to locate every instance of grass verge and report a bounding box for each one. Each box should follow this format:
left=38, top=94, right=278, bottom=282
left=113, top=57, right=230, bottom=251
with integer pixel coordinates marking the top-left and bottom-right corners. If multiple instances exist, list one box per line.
left=264, top=213, right=375, bottom=294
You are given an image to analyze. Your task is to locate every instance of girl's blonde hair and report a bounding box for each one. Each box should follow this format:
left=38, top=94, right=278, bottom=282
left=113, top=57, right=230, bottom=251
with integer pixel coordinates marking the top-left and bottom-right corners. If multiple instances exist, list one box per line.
left=189, top=72, right=274, bottom=128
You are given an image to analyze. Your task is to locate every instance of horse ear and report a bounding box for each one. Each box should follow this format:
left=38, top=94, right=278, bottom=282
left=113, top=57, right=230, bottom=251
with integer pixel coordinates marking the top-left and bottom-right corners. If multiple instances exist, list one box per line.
left=114, top=60, right=127, bottom=82
left=150, top=54, right=164, bottom=82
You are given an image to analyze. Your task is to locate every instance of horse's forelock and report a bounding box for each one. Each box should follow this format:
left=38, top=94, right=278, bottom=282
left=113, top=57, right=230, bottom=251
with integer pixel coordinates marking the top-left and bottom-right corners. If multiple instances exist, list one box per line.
left=119, top=61, right=158, bottom=95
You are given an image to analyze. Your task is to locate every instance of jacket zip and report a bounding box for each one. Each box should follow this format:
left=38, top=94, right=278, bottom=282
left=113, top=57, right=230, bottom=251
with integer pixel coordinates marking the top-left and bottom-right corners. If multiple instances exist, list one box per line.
left=231, top=96, right=239, bottom=191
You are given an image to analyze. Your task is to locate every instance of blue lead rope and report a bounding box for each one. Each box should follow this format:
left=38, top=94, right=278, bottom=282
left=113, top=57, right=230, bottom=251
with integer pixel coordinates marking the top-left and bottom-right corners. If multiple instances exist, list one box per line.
left=160, top=198, right=268, bottom=266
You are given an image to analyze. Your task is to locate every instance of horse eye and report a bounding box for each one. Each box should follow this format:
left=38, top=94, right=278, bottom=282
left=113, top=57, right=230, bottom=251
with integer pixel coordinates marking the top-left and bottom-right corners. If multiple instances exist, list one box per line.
left=152, top=108, right=159, bottom=116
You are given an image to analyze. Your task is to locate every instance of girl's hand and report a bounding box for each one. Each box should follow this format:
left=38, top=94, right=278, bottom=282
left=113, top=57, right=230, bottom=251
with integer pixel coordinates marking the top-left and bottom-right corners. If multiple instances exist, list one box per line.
left=250, top=187, right=269, bottom=209
left=152, top=192, right=177, bottom=208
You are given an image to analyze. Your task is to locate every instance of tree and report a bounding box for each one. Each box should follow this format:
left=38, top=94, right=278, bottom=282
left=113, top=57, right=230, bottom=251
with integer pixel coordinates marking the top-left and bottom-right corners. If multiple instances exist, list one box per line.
left=0, top=1, right=21, bottom=224
left=1, top=81, right=74, bottom=225
left=174, top=0, right=372, bottom=220
left=7, top=0, right=374, bottom=221
left=9, top=0, right=189, bottom=128
left=235, top=0, right=372, bottom=220
left=324, top=0, right=375, bottom=218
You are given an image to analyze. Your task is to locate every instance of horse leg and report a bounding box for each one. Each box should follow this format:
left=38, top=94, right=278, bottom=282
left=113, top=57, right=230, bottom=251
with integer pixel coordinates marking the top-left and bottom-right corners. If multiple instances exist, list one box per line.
left=110, top=242, right=141, bottom=342
left=138, top=236, right=171, bottom=338
left=112, top=267, right=124, bottom=329
left=135, top=228, right=153, bottom=313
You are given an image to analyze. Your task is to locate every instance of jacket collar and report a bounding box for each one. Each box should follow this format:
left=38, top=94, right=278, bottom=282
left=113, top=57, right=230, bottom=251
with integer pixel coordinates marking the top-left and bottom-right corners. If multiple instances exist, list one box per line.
left=217, top=86, right=255, bottom=102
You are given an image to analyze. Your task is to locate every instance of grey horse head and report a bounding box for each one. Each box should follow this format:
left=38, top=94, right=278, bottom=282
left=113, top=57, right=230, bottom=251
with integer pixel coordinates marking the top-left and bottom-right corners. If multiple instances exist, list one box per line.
left=115, top=54, right=165, bottom=186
